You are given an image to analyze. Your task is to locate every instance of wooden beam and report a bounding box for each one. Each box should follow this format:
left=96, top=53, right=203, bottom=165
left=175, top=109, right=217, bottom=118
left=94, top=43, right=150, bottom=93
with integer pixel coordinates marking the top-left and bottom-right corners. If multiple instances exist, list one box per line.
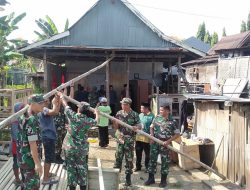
left=97, top=158, right=105, bottom=190
left=43, top=49, right=48, bottom=92
left=126, top=57, right=130, bottom=97
left=106, top=57, right=110, bottom=104
left=0, top=55, right=115, bottom=129
left=61, top=93, right=227, bottom=180
left=178, top=55, right=182, bottom=93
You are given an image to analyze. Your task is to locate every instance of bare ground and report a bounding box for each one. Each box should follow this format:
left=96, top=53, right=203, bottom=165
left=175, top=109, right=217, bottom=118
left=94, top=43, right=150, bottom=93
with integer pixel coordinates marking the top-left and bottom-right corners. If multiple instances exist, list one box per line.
left=88, top=135, right=210, bottom=190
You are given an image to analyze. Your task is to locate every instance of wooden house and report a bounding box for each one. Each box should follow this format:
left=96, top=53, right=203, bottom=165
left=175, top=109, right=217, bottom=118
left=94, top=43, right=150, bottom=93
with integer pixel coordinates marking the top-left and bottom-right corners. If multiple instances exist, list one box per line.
left=182, top=31, right=250, bottom=94
left=19, top=0, right=204, bottom=112
left=185, top=94, right=250, bottom=188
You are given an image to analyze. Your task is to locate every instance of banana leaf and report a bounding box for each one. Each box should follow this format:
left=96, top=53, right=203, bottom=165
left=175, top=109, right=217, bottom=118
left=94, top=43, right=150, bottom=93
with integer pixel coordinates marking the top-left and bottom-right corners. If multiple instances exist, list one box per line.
left=45, top=15, right=58, bottom=34
left=34, top=31, right=47, bottom=40
left=11, top=13, right=26, bottom=26
left=38, top=18, right=54, bottom=36
left=35, top=20, right=51, bottom=38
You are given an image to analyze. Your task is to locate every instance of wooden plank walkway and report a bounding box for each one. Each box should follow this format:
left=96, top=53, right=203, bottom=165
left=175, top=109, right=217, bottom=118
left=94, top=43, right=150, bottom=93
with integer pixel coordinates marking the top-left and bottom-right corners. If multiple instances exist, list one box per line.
left=0, top=157, right=119, bottom=190
left=0, top=158, right=68, bottom=190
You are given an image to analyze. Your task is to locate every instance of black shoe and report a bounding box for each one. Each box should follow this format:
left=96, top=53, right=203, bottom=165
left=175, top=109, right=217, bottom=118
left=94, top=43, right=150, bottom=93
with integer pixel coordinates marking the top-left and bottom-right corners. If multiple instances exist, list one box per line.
left=159, top=174, right=167, bottom=188
left=125, top=173, right=132, bottom=186
left=144, top=173, right=155, bottom=186
left=134, top=167, right=141, bottom=172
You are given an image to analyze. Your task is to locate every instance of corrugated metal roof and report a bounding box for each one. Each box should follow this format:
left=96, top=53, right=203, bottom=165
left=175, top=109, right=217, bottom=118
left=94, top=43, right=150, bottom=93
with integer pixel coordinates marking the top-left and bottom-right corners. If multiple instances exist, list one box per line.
left=20, top=0, right=205, bottom=57
left=208, top=31, right=250, bottom=54
left=181, top=54, right=218, bottom=66
left=183, top=37, right=211, bottom=53
left=184, top=94, right=229, bottom=101
left=184, top=93, right=250, bottom=103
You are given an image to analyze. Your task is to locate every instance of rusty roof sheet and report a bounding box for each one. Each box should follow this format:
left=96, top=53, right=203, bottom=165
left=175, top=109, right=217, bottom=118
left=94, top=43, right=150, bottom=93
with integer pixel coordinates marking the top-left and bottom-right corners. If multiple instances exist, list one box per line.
left=208, top=31, right=250, bottom=54
left=181, top=54, right=219, bottom=66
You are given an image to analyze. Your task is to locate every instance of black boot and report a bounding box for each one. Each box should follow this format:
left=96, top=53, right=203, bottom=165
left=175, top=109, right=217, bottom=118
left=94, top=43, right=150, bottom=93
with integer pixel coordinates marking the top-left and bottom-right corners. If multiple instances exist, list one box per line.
left=125, top=173, right=132, bottom=186
left=80, top=185, right=86, bottom=190
left=159, top=174, right=167, bottom=188
left=144, top=173, right=155, bottom=186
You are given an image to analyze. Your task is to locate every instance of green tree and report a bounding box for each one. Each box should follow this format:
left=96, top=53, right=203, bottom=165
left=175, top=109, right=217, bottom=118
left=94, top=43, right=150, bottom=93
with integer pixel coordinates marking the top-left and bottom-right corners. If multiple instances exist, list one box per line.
left=247, top=13, right=250, bottom=31
left=222, top=27, right=226, bottom=37
left=204, top=31, right=211, bottom=44
left=211, top=32, right=218, bottom=46
left=34, top=15, right=69, bottom=40
left=0, top=12, right=27, bottom=88
left=241, top=20, right=247, bottom=33
left=196, top=22, right=206, bottom=41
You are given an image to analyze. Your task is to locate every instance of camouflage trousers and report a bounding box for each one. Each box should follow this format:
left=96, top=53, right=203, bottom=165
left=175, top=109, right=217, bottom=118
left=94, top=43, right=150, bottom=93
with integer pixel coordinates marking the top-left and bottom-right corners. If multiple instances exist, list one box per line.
left=55, top=126, right=66, bottom=156
left=22, top=168, right=40, bottom=190
left=65, top=149, right=88, bottom=186
left=148, top=143, right=170, bottom=175
left=115, top=138, right=134, bottom=174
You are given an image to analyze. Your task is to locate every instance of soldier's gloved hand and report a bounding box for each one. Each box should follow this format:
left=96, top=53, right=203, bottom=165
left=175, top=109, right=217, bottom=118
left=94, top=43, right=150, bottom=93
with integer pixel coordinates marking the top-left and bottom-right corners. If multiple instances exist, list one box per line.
left=35, top=163, right=43, bottom=177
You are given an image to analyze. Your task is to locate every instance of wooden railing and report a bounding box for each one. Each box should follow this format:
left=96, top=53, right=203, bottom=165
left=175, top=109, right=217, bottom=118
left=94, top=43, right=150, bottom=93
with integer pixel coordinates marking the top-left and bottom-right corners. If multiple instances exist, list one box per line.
left=0, top=88, right=33, bottom=122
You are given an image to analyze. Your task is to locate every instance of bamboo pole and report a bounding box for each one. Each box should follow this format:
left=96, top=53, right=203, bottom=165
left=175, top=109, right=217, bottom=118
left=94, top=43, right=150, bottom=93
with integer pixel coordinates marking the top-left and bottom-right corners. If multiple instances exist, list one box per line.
left=61, top=94, right=226, bottom=180
left=0, top=56, right=115, bottom=129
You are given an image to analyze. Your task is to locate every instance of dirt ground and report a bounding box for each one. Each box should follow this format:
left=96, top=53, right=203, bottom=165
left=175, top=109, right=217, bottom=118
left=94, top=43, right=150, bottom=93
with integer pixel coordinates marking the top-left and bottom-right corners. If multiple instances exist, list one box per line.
left=88, top=134, right=210, bottom=190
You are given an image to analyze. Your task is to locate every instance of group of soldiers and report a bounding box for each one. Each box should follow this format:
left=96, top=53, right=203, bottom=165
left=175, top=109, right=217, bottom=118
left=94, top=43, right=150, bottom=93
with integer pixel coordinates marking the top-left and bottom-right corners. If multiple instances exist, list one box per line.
left=112, top=98, right=180, bottom=187
left=8, top=82, right=180, bottom=190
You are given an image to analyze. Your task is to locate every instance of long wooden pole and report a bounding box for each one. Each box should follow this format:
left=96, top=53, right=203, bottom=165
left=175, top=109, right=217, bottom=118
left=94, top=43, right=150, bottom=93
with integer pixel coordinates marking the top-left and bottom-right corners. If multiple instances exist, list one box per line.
left=0, top=56, right=115, bottom=129
left=62, top=94, right=226, bottom=180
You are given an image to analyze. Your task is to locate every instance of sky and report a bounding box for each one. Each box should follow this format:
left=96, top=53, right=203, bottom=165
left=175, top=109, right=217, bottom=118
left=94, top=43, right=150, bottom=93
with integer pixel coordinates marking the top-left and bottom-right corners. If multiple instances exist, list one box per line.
left=1, top=0, right=250, bottom=43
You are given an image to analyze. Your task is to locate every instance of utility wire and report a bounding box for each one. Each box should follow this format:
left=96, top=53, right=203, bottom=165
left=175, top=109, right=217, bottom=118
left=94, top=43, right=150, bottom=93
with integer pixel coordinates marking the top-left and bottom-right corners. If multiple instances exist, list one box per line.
left=124, top=1, right=230, bottom=20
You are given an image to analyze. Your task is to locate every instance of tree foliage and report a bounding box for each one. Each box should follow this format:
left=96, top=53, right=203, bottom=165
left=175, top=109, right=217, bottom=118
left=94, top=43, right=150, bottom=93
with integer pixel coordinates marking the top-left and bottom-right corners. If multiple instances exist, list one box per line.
left=240, top=21, right=247, bottom=33
left=196, top=22, right=206, bottom=41
left=204, top=31, right=211, bottom=44
left=0, top=12, right=27, bottom=88
left=211, top=32, right=218, bottom=47
left=222, top=27, right=226, bottom=37
left=247, top=13, right=250, bottom=31
left=34, top=15, right=69, bottom=40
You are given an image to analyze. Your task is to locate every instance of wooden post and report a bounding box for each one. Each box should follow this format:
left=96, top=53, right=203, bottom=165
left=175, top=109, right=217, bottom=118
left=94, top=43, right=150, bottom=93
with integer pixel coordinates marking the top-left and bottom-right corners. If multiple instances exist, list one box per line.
left=43, top=49, right=48, bottom=92
left=106, top=57, right=110, bottom=104
left=126, top=56, right=130, bottom=97
left=178, top=55, right=181, bottom=93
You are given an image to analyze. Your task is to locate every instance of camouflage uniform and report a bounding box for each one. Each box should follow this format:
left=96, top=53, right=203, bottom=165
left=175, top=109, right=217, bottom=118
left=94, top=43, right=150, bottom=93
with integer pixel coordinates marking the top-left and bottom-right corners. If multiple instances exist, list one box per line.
left=54, top=105, right=67, bottom=156
left=148, top=115, right=180, bottom=175
left=17, top=114, right=42, bottom=190
left=115, top=109, right=141, bottom=174
left=63, top=106, right=97, bottom=187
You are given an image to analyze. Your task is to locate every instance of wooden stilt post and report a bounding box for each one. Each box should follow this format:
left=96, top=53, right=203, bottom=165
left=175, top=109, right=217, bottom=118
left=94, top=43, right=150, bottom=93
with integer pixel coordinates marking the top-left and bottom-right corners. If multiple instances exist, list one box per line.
left=43, top=49, right=48, bottom=92
left=178, top=55, right=181, bottom=93
left=61, top=93, right=227, bottom=180
left=106, top=57, right=110, bottom=104
left=126, top=56, right=130, bottom=98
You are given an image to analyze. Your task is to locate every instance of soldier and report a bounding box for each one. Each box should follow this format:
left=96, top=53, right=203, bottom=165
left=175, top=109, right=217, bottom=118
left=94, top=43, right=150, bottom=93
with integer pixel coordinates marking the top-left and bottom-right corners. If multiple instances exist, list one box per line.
left=113, top=98, right=141, bottom=186
left=144, top=104, right=180, bottom=188
left=54, top=104, right=67, bottom=163
left=17, top=94, right=44, bottom=190
left=134, top=103, right=154, bottom=172
left=59, top=92, right=99, bottom=190
left=11, top=103, right=25, bottom=187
